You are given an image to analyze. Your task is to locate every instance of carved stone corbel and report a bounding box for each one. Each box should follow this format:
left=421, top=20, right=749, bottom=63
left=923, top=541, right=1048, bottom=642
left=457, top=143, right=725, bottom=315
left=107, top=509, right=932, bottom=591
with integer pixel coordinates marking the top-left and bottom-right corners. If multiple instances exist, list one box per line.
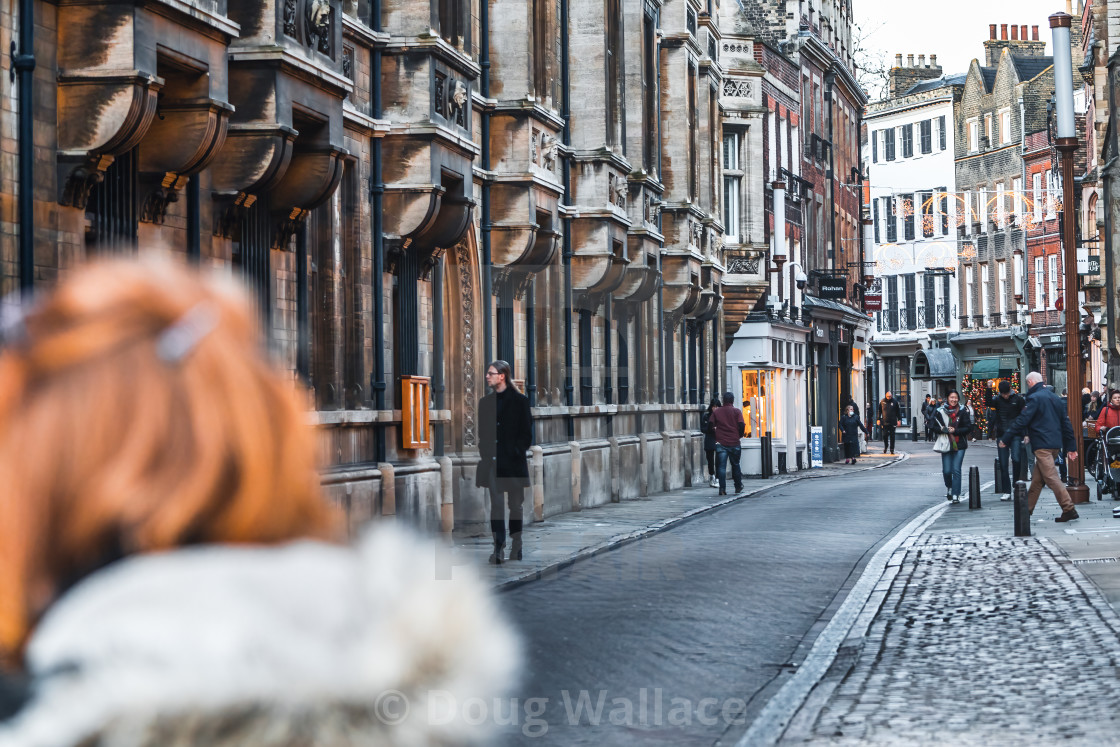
left=60, top=155, right=113, bottom=209
left=213, top=192, right=257, bottom=239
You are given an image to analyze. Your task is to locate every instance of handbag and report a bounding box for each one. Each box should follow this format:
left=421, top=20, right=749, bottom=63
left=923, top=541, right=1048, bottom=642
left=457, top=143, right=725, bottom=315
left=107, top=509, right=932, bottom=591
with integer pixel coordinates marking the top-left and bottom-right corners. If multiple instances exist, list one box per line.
left=932, top=410, right=951, bottom=453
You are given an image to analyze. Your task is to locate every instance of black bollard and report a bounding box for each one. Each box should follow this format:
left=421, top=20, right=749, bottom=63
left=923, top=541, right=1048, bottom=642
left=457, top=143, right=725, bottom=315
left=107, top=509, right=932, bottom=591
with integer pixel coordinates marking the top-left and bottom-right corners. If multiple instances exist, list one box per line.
left=968, top=465, right=981, bottom=509
left=1013, top=479, right=1031, bottom=536
left=993, top=457, right=1004, bottom=495
left=761, top=432, right=773, bottom=479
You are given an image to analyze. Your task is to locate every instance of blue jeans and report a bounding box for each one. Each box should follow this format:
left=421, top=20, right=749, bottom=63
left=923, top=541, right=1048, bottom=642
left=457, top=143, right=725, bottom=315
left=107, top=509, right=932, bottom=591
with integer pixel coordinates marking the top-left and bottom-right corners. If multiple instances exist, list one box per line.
left=997, top=436, right=1024, bottom=492
left=941, top=449, right=966, bottom=496
left=715, top=444, right=743, bottom=492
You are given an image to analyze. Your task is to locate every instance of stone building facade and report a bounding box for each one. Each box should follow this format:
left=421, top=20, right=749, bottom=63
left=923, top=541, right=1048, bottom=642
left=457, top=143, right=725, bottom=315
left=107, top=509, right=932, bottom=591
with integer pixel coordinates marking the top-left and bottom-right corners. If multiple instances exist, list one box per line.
left=951, top=23, right=1053, bottom=383
left=1, top=0, right=732, bottom=534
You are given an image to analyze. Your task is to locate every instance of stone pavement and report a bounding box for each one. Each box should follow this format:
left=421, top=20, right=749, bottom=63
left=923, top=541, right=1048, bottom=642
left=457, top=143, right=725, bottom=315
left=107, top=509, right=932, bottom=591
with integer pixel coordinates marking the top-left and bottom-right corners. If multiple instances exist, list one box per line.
left=777, top=478, right=1120, bottom=745
left=450, top=452, right=905, bottom=589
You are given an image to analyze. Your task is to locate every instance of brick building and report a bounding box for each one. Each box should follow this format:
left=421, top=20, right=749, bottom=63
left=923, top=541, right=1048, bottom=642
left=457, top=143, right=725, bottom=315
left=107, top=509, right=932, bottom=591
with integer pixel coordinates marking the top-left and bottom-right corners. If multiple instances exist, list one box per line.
left=951, top=23, right=1054, bottom=392
left=0, top=0, right=729, bottom=533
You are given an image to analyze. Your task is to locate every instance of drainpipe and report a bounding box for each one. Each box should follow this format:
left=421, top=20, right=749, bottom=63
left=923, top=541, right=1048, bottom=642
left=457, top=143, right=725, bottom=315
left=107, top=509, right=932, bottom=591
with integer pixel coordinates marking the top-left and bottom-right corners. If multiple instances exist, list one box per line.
left=371, top=0, right=387, bottom=462
left=187, top=174, right=201, bottom=262
left=561, top=0, right=575, bottom=440
left=433, top=256, right=445, bottom=455
left=13, top=0, right=36, bottom=293
left=481, top=0, right=493, bottom=366
left=825, top=69, right=837, bottom=271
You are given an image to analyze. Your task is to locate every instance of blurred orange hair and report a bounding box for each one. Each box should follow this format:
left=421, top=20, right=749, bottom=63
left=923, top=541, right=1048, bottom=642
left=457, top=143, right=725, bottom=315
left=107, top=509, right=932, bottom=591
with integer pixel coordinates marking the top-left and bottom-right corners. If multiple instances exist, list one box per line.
left=0, top=258, right=338, bottom=663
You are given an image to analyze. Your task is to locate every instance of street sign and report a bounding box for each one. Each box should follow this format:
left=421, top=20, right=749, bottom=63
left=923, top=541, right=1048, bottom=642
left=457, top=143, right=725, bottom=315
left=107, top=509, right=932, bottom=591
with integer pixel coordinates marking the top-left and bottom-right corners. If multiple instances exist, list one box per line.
left=810, top=426, right=824, bottom=468
left=819, top=278, right=846, bottom=300
left=864, top=293, right=883, bottom=311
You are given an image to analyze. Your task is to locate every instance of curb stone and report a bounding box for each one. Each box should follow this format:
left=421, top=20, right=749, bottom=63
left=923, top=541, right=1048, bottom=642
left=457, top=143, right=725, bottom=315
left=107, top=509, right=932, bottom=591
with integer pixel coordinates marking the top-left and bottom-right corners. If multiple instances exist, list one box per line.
left=493, top=453, right=910, bottom=593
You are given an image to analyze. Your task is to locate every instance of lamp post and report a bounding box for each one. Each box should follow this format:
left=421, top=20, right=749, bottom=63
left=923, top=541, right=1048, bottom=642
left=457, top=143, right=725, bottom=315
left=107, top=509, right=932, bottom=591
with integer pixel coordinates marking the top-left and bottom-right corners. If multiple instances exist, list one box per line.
left=772, top=180, right=788, bottom=301
left=1051, top=11, right=1089, bottom=503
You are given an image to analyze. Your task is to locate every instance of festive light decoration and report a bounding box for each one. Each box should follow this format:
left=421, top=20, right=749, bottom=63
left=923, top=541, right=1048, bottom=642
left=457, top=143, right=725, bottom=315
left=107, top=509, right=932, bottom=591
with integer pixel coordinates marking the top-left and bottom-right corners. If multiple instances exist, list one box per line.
left=961, top=372, right=1021, bottom=437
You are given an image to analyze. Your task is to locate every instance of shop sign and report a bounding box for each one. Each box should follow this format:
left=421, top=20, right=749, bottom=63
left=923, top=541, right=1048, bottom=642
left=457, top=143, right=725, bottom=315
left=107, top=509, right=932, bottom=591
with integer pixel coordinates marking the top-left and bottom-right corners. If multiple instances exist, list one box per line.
left=812, top=324, right=828, bottom=342
left=863, top=293, right=883, bottom=311
left=1077, top=248, right=1089, bottom=274
left=819, top=278, right=846, bottom=300
left=810, top=426, right=824, bottom=468
left=1088, top=256, right=1101, bottom=276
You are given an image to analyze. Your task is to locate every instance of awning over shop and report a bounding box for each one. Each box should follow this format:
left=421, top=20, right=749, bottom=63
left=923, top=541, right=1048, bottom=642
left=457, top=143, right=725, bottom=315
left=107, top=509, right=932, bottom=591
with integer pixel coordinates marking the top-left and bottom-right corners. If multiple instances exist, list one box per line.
left=967, top=357, right=1018, bottom=379
left=913, top=348, right=958, bottom=380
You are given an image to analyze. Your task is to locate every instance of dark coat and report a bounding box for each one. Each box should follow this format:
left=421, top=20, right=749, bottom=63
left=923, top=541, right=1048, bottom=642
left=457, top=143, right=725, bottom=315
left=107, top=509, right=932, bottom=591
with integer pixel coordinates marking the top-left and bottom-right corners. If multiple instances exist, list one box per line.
left=988, top=392, right=1025, bottom=439
left=1003, top=381, right=1077, bottom=453
left=839, top=412, right=869, bottom=446
left=878, top=398, right=902, bottom=427
left=476, top=386, right=533, bottom=490
left=931, top=405, right=973, bottom=450
left=701, top=410, right=718, bottom=451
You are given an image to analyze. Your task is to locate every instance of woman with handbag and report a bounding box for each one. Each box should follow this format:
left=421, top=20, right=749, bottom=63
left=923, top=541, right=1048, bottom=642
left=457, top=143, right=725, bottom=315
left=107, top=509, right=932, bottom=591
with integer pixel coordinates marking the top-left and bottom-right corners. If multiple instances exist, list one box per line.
left=932, top=390, right=973, bottom=503
left=839, top=403, right=870, bottom=464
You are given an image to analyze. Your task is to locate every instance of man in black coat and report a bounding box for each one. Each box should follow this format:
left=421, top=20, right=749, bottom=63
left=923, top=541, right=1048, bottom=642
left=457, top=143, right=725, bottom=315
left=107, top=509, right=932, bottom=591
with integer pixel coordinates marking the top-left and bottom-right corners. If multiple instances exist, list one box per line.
left=477, top=360, right=533, bottom=564
left=989, top=379, right=1026, bottom=499
left=878, top=391, right=902, bottom=454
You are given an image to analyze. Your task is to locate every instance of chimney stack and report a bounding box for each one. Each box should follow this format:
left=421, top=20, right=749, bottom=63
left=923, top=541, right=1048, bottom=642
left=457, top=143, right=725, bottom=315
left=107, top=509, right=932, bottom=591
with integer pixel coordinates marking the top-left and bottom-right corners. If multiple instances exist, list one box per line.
left=907, top=53, right=915, bottom=67
left=990, top=24, right=997, bottom=40
left=931, top=54, right=938, bottom=67
left=918, top=54, right=926, bottom=67
left=1001, top=24, right=1009, bottom=40
left=895, top=53, right=903, bottom=67
left=1032, top=25, right=1039, bottom=41
left=1011, top=25, right=1019, bottom=40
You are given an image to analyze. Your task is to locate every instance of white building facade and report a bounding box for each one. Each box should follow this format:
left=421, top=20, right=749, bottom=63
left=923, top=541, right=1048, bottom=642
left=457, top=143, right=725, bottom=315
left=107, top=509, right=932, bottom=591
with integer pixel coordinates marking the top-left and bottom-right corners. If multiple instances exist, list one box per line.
left=865, top=73, right=964, bottom=433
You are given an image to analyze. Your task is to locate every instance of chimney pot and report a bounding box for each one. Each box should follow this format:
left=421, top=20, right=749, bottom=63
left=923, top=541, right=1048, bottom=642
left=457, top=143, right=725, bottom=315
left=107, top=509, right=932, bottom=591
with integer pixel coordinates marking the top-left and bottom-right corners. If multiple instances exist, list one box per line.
left=918, top=54, right=926, bottom=67
left=1032, top=25, right=1039, bottom=41
left=990, top=24, right=997, bottom=40
left=907, top=53, right=915, bottom=67
left=1021, top=25, right=1028, bottom=40
left=1001, top=24, right=1008, bottom=40
left=931, top=54, right=938, bottom=67
left=895, top=53, right=903, bottom=67
left=1011, top=25, right=1019, bottom=40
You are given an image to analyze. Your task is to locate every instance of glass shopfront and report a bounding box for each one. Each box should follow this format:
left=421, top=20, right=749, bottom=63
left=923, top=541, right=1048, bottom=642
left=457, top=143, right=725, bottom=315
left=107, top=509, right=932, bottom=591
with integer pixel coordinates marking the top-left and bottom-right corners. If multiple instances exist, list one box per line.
left=741, top=369, right=781, bottom=438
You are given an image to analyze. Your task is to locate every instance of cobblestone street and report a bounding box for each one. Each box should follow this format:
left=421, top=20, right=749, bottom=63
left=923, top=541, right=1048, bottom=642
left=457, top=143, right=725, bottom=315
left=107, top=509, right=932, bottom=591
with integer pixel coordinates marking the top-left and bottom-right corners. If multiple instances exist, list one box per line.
left=793, top=531, right=1120, bottom=745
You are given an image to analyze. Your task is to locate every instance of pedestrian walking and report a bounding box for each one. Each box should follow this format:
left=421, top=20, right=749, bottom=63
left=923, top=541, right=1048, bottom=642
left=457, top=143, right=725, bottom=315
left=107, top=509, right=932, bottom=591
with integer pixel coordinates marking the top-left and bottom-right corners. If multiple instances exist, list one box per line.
left=1000, top=371, right=1081, bottom=522
left=0, top=259, right=519, bottom=746
left=477, top=360, right=533, bottom=564
left=931, top=390, right=973, bottom=503
left=922, top=394, right=935, bottom=441
left=989, top=379, right=1026, bottom=501
left=701, top=398, right=720, bottom=488
left=878, top=391, right=902, bottom=454
left=709, top=391, right=745, bottom=496
left=839, top=404, right=870, bottom=464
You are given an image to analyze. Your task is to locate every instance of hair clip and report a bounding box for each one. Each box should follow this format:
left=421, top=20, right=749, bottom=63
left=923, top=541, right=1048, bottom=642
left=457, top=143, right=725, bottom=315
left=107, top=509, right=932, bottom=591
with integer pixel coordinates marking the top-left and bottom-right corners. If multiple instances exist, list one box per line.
left=155, top=303, right=218, bottom=364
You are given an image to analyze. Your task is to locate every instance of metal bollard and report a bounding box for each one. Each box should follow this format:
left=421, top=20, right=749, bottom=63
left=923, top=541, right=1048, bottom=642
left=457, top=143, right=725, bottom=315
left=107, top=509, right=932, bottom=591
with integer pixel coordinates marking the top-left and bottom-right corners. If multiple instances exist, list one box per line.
left=1013, top=479, right=1031, bottom=536
left=968, top=465, right=981, bottom=509
left=993, top=457, right=1004, bottom=495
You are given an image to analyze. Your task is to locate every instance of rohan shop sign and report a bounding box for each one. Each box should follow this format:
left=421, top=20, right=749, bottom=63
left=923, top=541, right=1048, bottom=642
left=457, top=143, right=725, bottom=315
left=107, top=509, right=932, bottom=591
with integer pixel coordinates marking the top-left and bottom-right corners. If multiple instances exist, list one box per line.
left=818, top=278, right=846, bottom=300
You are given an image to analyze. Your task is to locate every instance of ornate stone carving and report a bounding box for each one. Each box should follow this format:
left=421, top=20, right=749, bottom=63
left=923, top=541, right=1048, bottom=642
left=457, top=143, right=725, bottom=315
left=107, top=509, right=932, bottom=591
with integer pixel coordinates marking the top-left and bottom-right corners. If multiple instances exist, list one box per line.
left=540, top=134, right=558, bottom=171
left=273, top=207, right=311, bottom=250
left=723, top=79, right=752, bottom=98
left=448, top=80, right=468, bottom=126
left=726, top=256, right=761, bottom=274
left=419, top=245, right=448, bottom=280
left=530, top=129, right=539, bottom=165
left=213, top=192, right=256, bottom=238
left=283, top=0, right=298, bottom=38
left=722, top=42, right=748, bottom=53
left=342, top=46, right=354, bottom=80
left=60, top=158, right=110, bottom=209
left=140, top=176, right=186, bottom=224
left=434, top=74, right=446, bottom=117
left=307, top=0, right=332, bottom=55
left=608, top=173, right=626, bottom=208
left=456, top=242, right=477, bottom=448
left=643, top=194, right=661, bottom=223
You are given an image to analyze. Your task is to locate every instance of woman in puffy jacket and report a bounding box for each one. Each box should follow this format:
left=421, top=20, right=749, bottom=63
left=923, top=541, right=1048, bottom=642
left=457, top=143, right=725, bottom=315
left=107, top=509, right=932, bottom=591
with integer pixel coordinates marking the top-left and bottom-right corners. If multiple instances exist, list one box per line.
left=839, top=403, right=870, bottom=464
left=931, top=390, right=973, bottom=503
left=0, top=259, right=519, bottom=747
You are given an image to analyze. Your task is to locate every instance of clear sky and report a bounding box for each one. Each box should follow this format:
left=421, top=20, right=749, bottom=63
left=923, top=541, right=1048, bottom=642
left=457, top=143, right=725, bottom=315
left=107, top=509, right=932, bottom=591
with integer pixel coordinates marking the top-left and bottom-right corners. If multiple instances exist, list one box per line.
left=854, top=0, right=1066, bottom=96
